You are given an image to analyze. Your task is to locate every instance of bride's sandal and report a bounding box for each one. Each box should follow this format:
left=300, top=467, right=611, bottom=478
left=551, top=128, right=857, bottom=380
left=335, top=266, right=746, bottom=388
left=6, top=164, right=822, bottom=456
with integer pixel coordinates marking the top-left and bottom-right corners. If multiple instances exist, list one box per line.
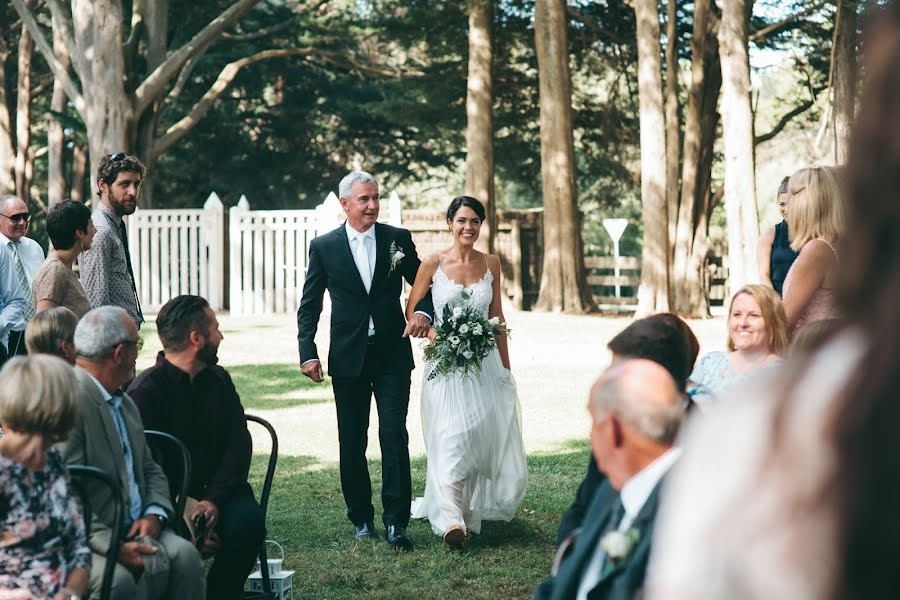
left=443, top=526, right=466, bottom=550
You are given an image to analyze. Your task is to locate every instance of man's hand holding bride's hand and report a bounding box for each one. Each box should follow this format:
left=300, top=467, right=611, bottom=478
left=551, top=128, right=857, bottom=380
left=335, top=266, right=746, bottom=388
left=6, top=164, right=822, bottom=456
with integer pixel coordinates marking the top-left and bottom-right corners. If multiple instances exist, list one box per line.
left=301, top=360, right=324, bottom=382
left=403, top=313, right=432, bottom=338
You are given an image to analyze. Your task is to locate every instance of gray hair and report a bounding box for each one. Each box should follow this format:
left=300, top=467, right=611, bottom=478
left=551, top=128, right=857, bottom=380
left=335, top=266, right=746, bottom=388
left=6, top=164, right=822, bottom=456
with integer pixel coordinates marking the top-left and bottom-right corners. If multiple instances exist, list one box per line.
left=338, top=171, right=378, bottom=200
left=74, top=306, right=134, bottom=359
left=0, top=194, right=23, bottom=212
left=590, top=359, right=684, bottom=445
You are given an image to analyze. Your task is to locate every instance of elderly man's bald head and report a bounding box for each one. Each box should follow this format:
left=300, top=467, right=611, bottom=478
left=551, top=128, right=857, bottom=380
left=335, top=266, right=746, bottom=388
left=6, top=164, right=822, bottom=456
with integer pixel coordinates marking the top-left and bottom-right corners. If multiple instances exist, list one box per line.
left=589, top=358, right=684, bottom=446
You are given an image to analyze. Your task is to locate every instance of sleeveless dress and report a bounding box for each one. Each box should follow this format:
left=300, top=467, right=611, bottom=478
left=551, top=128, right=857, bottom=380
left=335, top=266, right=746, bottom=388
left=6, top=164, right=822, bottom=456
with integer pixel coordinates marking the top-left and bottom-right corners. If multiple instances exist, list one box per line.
left=769, top=221, right=799, bottom=297
left=782, top=238, right=840, bottom=333
left=410, top=265, right=528, bottom=536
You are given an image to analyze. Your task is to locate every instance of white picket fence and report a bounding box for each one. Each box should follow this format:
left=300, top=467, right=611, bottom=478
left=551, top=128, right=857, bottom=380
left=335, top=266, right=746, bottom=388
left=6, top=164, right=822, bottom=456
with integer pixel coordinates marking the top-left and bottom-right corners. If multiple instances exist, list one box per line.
left=127, top=191, right=402, bottom=315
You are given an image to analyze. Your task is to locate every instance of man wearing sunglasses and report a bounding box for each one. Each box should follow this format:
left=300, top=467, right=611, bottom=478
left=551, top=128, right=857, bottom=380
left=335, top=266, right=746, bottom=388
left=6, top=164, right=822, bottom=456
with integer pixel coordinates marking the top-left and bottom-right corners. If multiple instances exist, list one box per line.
left=79, top=152, right=146, bottom=328
left=0, top=194, right=45, bottom=357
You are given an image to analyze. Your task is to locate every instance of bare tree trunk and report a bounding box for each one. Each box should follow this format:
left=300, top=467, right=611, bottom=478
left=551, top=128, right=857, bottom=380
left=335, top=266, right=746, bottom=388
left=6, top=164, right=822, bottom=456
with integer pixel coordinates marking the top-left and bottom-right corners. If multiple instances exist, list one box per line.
left=48, top=10, right=71, bottom=206
left=665, top=0, right=680, bottom=273
left=832, top=0, right=857, bottom=163
left=14, top=9, right=34, bottom=199
left=633, top=0, right=671, bottom=314
left=0, top=33, right=15, bottom=194
left=533, top=0, right=594, bottom=313
left=464, top=0, right=496, bottom=253
left=70, top=141, right=88, bottom=203
left=718, top=0, right=759, bottom=293
left=672, top=0, right=720, bottom=316
left=133, top=0, right=168, bottom=208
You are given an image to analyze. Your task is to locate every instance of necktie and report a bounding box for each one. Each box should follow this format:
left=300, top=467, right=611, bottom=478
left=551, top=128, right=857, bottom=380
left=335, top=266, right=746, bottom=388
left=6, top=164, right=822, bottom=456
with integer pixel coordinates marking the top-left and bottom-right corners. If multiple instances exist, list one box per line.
left=9, top=242, right=34, bottom=321
left=117, top=220, right=143, bottom=320
left=356, top=234, right=372, bottom=292
left=605, top=499, right=626, bottom=534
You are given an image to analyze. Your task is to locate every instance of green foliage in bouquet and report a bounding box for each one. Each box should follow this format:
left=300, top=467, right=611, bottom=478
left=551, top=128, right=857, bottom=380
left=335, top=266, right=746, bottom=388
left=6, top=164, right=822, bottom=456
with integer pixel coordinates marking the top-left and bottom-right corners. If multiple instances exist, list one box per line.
left=423, top=290, right=509, bottom=381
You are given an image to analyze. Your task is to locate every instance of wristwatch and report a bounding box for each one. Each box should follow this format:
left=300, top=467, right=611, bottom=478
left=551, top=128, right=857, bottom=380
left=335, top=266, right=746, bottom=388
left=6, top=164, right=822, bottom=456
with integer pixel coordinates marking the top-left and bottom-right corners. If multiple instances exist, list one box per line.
left=61, top=588, right=81, bottom=600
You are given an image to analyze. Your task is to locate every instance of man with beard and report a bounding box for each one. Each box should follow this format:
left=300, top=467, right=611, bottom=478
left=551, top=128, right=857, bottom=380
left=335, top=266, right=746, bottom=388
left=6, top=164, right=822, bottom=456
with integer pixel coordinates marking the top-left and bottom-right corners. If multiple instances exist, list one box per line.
left=80, top=152, right=145, bottom=327
left=129, top=295, right=265, bottom=600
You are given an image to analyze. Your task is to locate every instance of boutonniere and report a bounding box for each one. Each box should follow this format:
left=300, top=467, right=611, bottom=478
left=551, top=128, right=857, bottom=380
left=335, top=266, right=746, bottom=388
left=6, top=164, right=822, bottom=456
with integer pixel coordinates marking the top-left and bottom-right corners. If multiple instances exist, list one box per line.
left=388, top=241, right=405, bottom=274
left=600, top=527, right=640, bottom=571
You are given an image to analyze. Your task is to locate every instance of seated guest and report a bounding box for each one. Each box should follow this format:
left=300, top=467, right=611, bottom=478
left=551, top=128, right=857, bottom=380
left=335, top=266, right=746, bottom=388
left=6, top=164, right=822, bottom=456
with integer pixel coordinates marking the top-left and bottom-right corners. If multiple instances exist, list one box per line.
left=556, top=313, right=699, bottom=546
left=25, top=306, right=79, bottom=364
left=63, top=306, right=204, bottom=600
left=128, top=295, right=265, bottom=600
left=689, top=284, right=787, bottom=407
left=0, top=355, right=90, bottom=599
left=536, top=359, right=684, bottom=600
left=31, top=200, right=95, bottom=319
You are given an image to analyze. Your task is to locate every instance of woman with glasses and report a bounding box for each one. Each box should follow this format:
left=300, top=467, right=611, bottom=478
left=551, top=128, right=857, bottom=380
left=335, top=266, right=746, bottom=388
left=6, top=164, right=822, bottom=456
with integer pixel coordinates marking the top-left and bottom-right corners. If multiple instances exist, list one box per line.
left=31, top=201, right=95, bottom=319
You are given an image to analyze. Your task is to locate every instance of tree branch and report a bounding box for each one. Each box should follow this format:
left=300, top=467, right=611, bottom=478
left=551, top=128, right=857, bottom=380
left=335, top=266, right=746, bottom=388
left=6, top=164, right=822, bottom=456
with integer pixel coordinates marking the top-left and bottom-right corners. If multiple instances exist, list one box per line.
left=133, top=0, right=263, bottom=116
left=749, top=2, right=827, bottom=43
left=754, top=91, right=823, bottom=145
left=47, top=0, right=79, bottom=73
left=10, top=0, right=85, bottom=117
left=220, top=20, right=294, bottom=42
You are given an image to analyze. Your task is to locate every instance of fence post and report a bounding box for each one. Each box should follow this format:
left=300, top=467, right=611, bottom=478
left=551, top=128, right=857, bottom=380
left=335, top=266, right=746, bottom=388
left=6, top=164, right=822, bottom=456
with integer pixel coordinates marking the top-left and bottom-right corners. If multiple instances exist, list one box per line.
left=202, top=193, right=225, bottom=310
left=389, top=191, right=402, bottom=227
left=229, top=196, right=249, bottom=315
left=315, top=192, right=342, bottom=235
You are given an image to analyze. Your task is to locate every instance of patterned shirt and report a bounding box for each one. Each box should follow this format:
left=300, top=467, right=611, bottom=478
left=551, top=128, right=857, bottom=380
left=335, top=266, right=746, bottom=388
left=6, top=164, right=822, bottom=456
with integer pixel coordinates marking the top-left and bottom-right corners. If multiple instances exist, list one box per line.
left=78, top=202, right=143, bottom=326
left=0, top=447, right=91, bottom=597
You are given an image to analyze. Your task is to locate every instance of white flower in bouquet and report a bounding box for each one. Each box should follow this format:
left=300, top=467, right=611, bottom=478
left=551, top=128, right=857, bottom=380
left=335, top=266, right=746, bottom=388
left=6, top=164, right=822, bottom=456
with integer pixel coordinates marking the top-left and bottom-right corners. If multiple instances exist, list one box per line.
left=458, top=323, right=469, bottom=334
left=488, top=316, right=500, bottom=326
left=448, top=335, right=461, bottom=347
left=424, top=300, right=512, bottom=381
left=462, top=350, right=474, bottom=359
left=472, top=323, right=483, bottom=336
left=453, top=307, right=463, bottom=319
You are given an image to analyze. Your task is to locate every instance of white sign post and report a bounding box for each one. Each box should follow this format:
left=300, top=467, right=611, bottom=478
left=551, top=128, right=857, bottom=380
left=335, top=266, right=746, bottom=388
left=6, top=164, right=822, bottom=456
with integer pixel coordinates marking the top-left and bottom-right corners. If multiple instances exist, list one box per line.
left=602, top=218, right=629, bottom=298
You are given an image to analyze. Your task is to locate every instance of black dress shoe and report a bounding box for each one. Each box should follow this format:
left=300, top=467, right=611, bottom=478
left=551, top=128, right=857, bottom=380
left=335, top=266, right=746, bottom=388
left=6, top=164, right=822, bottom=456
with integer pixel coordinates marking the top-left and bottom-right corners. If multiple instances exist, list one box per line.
left=385, top=525, right=413, bottom=551
left=354, top=521, right=377, bottom=540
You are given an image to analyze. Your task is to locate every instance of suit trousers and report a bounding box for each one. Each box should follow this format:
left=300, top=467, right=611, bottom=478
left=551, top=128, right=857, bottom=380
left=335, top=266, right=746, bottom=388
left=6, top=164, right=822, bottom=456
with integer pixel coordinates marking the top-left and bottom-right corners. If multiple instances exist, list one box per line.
left=88, top=529, right=205, bottom=600
left=206, top=486, right=267, bottom=600
left=331, top=341, right=412, bottom=528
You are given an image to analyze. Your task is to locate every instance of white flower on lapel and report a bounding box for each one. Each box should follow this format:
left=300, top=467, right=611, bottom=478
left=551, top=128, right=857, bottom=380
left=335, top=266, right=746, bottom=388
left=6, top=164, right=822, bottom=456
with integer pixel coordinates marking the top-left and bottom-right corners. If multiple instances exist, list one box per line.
left=600, top=528, right=640, bottom=566
left=388, top=241, right=405, bottom=274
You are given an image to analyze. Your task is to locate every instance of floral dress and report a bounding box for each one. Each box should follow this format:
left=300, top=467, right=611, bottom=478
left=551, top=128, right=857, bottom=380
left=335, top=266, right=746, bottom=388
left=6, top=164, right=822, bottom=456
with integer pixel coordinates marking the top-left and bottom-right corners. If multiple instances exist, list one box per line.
left=0, top=447, right=91, bottom=598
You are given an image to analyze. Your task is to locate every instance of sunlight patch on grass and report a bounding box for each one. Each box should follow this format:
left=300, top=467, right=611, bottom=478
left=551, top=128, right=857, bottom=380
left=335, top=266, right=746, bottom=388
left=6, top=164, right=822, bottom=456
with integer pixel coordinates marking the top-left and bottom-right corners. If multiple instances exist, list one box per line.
left=230, top=363, right=332, bottom=410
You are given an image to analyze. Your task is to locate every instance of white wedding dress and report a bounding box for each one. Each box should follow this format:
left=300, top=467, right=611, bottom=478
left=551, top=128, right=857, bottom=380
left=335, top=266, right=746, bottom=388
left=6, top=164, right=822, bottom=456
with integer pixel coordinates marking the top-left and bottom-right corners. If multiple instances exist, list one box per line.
left=411, top=265, right=528, bottom=536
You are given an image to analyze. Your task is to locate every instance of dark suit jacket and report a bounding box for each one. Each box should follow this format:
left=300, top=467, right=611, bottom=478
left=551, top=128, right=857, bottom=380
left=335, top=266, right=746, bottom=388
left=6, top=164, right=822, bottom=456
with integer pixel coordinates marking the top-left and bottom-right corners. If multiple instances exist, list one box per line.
left=296, top=222, right=431, bottom=378
left=62, top=367, right=173, bottom=556
left=536, top=476, right=668, bottom=600
left=557, top=454, right=607, bottom=546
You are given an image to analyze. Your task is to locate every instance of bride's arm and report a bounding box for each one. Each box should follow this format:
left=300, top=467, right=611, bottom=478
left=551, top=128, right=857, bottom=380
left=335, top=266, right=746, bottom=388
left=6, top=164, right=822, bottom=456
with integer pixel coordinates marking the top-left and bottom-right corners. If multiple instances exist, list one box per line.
left=405, top=253, right=440, bottom=323
left=486, top=254, right=511, bottom=370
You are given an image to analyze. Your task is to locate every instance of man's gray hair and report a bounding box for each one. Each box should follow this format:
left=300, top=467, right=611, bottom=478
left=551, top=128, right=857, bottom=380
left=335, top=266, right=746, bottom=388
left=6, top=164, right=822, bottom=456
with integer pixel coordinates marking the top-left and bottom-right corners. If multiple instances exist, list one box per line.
left=339, top=171, right=378, bottom=200
left=0, top=194, right=22, bottom=212
left=74, top=306, right=134, bottom=359
left=590, top=359, right=684, bottom=445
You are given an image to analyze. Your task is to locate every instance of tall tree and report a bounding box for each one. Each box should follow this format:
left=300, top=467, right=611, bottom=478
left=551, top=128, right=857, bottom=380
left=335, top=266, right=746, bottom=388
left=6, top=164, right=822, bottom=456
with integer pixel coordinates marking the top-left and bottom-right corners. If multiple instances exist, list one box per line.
left=533, top=0, right=594, bottom=313
left=633, top=0, right=670, bottom=314
left=47, top=9, right=70, bottom=206
left=13, top=4, right=33, bottom=200
left=465, top=0, right=496, bottom=253
left=665, top=0, right=680, bottom=278
left=718, top=0, right=759, bottom=292
left=832, top=0, right=857, bottom=163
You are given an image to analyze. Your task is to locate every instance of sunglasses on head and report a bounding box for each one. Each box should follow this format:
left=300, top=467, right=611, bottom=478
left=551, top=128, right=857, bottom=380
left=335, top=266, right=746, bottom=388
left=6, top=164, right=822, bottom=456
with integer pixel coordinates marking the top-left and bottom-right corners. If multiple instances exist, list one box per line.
left=107, top=152, right=127, bottom=162
left=0, top=212, right=31, bottom=223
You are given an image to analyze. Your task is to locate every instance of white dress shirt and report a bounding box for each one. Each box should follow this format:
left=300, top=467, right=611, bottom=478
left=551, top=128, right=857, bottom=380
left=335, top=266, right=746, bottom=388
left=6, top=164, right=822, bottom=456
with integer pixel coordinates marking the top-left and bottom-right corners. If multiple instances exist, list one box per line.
left=0, top=232, right=45, bottom=285
left=345, top=221, right=377, bottom=336
left=576, top=447, right=682, bottom=600
left=0, top=249, right=25, bottom=351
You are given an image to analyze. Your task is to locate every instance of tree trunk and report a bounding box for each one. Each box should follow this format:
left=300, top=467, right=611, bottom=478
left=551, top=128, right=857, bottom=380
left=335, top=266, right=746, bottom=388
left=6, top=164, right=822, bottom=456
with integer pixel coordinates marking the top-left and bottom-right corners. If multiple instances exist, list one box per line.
left=48, top=10, right=71, bottom=207
left=672, top=0, right=720, bottom=316
left=832, top=0, right=857, bottom=163
left=14, top=10, right=34, bottom=199
left=0, top=34, right=15, bottom=194
left=665, top=0, right=680, bottom=274
left=533, top=0, right=594, bottom=313
left=70, top=141, right=88, bottom=203
left=464, top=0, right=496, bottom=253
left=718, top=0, right=759, bottom=293
left=633, top=0, right=670, bottom=314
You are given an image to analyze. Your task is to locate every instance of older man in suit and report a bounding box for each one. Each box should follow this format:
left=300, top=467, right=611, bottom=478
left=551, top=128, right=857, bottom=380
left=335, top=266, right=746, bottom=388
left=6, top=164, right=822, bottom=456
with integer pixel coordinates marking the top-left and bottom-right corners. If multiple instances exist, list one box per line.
left=63, top=306, right=204, bottom=600
left=536, top=359, right=684, bottom=600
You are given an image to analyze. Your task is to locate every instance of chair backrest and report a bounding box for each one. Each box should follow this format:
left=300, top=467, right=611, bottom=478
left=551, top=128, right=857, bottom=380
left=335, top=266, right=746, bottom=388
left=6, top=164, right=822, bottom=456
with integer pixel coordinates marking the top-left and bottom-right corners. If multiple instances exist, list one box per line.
left=244, top=414, right=278, bottom=599
left=144, top=430, right=192, bottom=538
left=67, top=464, right=123, bottom=600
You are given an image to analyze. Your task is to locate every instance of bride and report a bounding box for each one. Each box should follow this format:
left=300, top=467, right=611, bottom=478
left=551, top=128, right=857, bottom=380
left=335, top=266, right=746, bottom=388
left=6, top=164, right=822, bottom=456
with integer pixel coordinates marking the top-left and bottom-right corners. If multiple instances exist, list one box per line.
left=406, top=196, right=528, bottom=549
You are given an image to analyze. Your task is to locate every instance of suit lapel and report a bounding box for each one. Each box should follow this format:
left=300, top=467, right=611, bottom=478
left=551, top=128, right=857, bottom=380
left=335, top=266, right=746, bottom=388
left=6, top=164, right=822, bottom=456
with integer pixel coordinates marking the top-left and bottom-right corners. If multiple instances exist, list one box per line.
left=334, top=224, right=369, bottom=295
left=76, top=369, right=130, bottom=494
left=556, top=482, right=620, bottom=598
left=371, top=223, right=391, bottom=291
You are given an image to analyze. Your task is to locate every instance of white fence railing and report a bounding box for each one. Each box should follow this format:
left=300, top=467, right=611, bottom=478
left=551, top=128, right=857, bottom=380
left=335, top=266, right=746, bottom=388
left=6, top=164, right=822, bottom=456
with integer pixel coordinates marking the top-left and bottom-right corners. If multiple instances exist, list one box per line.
left=129, top=191, right=402, bottom=316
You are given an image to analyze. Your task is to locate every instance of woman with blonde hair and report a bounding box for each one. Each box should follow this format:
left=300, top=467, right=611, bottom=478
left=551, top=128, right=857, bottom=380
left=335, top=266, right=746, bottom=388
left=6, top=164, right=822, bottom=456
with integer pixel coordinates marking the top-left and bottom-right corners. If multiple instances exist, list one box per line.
left=689, top=284, right=787, bottom=407
left=24, top=306, right=78, bottom=364
left=781, top=166, right=845, bottom=332
left=0, top=355, right=90, bottom=599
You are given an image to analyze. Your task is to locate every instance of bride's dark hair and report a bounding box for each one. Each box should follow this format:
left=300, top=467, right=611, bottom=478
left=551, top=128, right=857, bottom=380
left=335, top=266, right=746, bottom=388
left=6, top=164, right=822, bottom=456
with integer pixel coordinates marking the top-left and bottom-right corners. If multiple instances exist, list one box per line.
left=447, top=196, right=486, bottom=221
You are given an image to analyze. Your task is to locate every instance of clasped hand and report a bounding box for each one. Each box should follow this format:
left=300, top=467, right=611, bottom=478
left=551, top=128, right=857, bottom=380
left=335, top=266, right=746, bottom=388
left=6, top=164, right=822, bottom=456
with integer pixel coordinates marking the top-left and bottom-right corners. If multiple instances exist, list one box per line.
left=403, top=313, right=432, bottom=339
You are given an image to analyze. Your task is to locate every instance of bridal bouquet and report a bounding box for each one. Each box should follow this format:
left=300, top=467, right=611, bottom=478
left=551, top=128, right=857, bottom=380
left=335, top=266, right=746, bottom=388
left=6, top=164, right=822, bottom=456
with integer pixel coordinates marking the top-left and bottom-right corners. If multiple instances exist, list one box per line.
left=424, top=292, right=509, bottom=381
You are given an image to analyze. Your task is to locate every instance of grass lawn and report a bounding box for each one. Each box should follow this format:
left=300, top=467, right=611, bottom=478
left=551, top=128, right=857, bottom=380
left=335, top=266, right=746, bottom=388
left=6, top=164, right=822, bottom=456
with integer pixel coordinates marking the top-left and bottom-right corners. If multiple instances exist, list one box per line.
left=248, top=440, right=590, bottom=599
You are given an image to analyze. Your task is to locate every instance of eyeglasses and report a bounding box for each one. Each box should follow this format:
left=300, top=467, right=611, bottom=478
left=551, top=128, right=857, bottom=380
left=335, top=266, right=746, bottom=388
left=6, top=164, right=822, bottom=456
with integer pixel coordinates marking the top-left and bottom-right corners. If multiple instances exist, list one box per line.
left=0, top=212, right=31, bottom=223
left=107, top=152, right=127, bottom=162
left=114, top=337, right=144, bottom=351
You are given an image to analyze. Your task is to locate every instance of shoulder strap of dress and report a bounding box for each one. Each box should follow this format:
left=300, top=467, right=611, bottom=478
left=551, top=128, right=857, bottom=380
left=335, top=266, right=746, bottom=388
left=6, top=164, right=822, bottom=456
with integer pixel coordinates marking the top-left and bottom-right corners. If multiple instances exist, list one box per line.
left=811, top=237, right=839, bottom=262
